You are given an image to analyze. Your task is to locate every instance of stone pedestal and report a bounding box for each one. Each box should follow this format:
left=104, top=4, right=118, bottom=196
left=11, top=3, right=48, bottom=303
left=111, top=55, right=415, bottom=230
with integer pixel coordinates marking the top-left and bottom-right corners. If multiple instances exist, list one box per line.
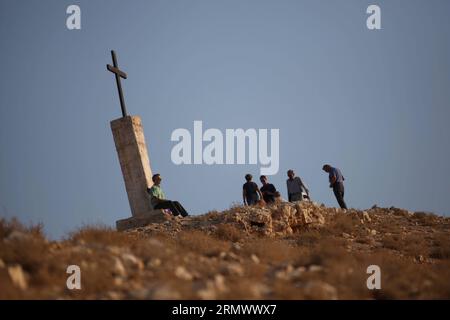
left=111, top=115, right=166, bottom=230
left=116, top=210, right=169, bottom=231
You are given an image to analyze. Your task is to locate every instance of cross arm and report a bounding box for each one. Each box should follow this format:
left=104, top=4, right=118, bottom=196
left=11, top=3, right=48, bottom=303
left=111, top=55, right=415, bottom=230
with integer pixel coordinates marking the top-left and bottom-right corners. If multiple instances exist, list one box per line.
left=107, top=64, right=128, bottom=79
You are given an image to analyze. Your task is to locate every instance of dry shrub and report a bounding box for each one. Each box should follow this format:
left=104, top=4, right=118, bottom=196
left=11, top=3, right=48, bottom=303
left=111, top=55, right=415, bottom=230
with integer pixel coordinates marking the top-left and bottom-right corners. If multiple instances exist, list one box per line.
left=307, top=238, right=348, bottom=267
left=0, top=221, right=48, bottom=274
left=429, top=234, right=450, bottom=260
left=176, top=230, right=229, bottom=256
left=412, top=212, right=437, bottom=226
left=131, top=233, right=174, bottom=261
left=355, top=236, right=373, bottom=245
left=67, top=225, right=136, bottom=247
left=378, top=219, right=402, bottom=233
left=200, top=210, right=222, bottom=221
left=0, top=218, right=45, bottom=240
left=382, top=234, right=402, bottom=250
left=295, top=229, right=325, bottom=247
left=328, top=213, right=355, bottom=235
left=241, top=239, right=298, bottom=264
left=0, top=219, right=68, bottom=298
left=214, top=224, right=245, bottom=242
left=0, top=218, right=24, bottom=239
left=358, top=252, right=445, bottom=299
left=402, top=233, right=430, bottom=257
left=270, top=281, right=304, bottom=299
left=1, top=204, right=450, bottom=300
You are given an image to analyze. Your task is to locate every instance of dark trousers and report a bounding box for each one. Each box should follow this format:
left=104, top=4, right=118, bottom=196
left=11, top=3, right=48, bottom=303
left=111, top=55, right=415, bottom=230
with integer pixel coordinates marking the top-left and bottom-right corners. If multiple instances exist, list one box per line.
left=289, top=192, right=303, bottom=202
left=333, top=182, right=347, bottom=209
left=246, top=194, right=259, bottom=206
left=154, top=200, right=189, bottom=217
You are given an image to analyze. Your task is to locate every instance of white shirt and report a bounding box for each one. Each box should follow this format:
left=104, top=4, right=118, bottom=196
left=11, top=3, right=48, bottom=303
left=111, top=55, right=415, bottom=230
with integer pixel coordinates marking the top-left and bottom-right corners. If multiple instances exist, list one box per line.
left=286, top=176, right=307, bottom=195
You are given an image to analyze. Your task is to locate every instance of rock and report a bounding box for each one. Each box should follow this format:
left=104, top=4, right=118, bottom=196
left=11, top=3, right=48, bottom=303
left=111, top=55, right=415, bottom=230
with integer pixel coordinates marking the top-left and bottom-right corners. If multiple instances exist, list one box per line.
left=295, top=203, right=325, bottom=227
left=8, top=265, right=28, bottom=290
left=390, top=207, right=410, bottom=217
left=303, top=281, right=338, bottom=300
left=370, top=229, right=377, bottom=236
left=80, top=260, right=89, bottom=269
left=251, top=254, right=260, bottom=264
left=248, top=208, right=273, bottom=234
left=275, top=264, right=305, bottom=280
left=197, top=275, right=228, bottom=299
left=248, top=283, right=270, bottom=298
left=297, top=204, right=313, bottom=225
left=230, top=202, right=327, bottom=237
left=175, top=266, right=193, bottom=281
left=197, top=283, right=217, bottom=300
left=308, top=265, right=323, bottom=272
left=106, top=246, right=123, bottom=255
left=6, top=231, right=31, bottom=242
left=113, top=277, right=125, bottom=287
left=127, top=288, right=150, bottom=299
left=362, top=211, right=372, bottom=222
left=220, top=251, right=240, bottom=261
left=275, top=264, right=293, bottom=280
left=292, top=266, right=306, bottom=278
left=232, top=243, right=242, bottom=251
left=105, top=291, right=122, bottom=300
left=416, top=255, right=425, bottom=263
left=214, top=274, right=227, bottom=293
left=150, top=285, right=181, bottom=300
left=146, top=258, right=162, bottom=268
left=121, top=253, right=144, bottom=271
left=112, top=257, right=127, bottom=277
left=147, top=238, right=164, bottom=248
left=49, top=243, right=63, bottom=252
left=222, top=263, right=244, bottom=277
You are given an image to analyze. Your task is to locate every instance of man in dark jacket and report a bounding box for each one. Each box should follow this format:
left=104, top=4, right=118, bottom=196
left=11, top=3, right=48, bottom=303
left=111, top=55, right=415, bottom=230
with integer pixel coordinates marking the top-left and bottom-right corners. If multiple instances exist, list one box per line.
left=322, top=164, right=347, bottom=209
left=243, top=174, right=263, bottom=206
left=259, top=175, right=277, bottom=204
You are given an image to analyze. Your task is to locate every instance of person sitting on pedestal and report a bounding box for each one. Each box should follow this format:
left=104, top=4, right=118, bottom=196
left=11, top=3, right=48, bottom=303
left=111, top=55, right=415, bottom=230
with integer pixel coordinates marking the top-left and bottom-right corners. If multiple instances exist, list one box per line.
left=147, top=173, right=189, bottom=217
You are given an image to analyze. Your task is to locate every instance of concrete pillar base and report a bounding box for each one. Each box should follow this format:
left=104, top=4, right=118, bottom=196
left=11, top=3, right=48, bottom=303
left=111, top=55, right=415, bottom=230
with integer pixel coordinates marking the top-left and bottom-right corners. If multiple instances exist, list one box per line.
left=116, top=210, right=170, bottom=231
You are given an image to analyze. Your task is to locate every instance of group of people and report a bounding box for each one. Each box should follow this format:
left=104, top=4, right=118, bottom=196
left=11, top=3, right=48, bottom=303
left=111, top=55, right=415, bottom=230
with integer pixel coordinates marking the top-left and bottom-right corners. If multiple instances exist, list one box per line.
left=145, top=164, right=347, bottom=218
left=242, top=165, right=347, bottom=209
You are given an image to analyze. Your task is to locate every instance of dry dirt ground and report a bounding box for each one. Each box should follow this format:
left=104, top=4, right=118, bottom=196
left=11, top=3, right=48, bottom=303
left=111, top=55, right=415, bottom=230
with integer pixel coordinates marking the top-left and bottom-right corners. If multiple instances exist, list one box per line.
left=1, top=201, right=450, bottom=299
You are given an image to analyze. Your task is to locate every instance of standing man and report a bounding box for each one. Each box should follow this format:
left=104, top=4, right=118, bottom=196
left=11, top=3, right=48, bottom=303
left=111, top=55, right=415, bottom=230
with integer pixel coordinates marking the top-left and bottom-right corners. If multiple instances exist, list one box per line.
left=259, top=175, right=277, bottom=204
left=286, top=169, right=310, bottom=202
left=322, top=164, right=347, bottom=209
left=243, top=174, right=264, bottom=206
left=147, top=173, right=189, bottom=217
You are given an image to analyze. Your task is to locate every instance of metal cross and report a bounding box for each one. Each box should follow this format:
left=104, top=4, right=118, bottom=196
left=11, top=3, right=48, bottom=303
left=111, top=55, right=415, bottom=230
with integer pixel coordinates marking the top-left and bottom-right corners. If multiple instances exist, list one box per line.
left=107, top=50, right=128, bottom=117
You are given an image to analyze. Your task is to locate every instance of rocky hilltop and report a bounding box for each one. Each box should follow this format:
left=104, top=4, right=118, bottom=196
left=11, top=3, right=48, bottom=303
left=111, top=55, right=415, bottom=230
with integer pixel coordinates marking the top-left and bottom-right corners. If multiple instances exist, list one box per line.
left=1, top=202, right=449, bottom=299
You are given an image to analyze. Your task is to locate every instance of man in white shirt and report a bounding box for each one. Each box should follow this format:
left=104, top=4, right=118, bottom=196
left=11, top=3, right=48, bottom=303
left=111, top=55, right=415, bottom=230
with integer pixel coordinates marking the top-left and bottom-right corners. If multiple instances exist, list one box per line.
left=286, top=169, right=310, bottom=202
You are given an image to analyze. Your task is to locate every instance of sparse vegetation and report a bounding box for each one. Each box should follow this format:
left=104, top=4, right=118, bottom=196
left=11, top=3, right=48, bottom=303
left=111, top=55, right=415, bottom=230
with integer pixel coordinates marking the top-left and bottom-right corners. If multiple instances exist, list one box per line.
left=0, top=204, right=449, bottom=299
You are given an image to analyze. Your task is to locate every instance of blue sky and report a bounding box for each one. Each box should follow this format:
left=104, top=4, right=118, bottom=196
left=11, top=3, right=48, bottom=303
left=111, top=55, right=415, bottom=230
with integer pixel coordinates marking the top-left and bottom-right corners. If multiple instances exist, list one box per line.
left=1, top=0, right=449, bottom=239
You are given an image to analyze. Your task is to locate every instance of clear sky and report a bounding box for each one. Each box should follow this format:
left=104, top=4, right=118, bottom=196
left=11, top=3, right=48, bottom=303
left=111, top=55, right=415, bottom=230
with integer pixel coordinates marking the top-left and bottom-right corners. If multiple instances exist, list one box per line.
left=1, top=0, right=449, bottom=239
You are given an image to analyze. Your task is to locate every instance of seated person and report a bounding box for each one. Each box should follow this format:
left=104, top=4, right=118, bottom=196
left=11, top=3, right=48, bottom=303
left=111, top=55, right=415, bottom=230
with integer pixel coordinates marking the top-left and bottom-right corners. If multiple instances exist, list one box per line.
left=147, top=173, right=189, bottom=217
left=259, top=175, right=277, bottom=204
